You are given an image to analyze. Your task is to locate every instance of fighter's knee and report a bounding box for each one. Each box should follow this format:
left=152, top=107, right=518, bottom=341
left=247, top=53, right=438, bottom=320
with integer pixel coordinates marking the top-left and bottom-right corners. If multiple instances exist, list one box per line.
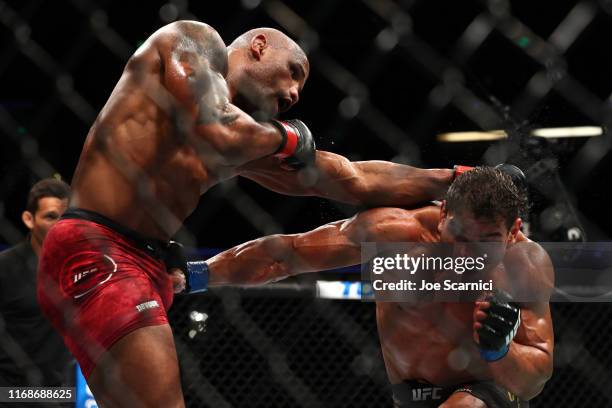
left=438, top=392, right=487, bottom=408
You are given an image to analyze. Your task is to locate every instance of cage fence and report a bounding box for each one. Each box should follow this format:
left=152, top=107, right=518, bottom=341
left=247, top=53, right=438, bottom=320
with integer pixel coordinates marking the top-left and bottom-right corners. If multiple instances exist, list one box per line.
left=0, top=0, right=611, bottom=406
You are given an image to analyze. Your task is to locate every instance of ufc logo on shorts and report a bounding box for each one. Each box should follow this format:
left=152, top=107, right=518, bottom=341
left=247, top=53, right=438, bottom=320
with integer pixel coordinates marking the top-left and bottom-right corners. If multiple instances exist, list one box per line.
left=73, top=266, right=98, bottom=283
left=412, top=387, right=442, bottom=401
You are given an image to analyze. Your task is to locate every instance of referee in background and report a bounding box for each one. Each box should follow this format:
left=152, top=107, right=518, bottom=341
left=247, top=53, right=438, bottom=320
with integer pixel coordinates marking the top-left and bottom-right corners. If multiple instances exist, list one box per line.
left=0, top=178, right=72, bottom=406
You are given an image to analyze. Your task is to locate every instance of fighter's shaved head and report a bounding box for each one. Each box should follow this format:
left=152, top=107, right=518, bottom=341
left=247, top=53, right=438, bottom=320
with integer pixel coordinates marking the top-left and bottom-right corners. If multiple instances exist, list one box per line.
left=229, top=27, right=308, bottom=68
left=226, top=27, right=309, bottom=117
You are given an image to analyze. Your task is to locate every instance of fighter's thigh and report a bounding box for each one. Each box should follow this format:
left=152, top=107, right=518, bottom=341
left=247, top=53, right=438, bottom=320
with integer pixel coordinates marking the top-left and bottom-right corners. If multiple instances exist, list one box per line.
left=439, top=391, right=487, bottom=408
left=88, top=324, right=184, bottom=408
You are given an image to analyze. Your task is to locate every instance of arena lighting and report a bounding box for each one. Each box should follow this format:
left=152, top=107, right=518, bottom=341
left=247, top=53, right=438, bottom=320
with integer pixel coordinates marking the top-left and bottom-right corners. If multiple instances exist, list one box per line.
left=437, top=130, right=507, bottom=142
left=437, top=126, right=604, bottom=142
left=531, top=126, right=603, bottom=138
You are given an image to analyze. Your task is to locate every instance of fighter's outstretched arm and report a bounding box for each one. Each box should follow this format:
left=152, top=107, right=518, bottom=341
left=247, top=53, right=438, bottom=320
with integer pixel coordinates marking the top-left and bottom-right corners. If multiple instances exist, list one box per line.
left=238, top=151, right=454, bottom=206
left=206, top=207, right=421, bottom=286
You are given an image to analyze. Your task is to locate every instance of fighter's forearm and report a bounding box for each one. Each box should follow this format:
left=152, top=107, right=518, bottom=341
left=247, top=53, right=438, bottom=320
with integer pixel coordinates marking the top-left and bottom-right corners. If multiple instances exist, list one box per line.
left=195, top=109, right=284, bottom=166
left=206, top=219, right=362, bottom=286
left=488, top=342, right=553, bottom=400
left=347, top=161, right=453, bottom=207
left=206, top=234, right=306, bottom=287
left=240, top=150, right=454, bottom=205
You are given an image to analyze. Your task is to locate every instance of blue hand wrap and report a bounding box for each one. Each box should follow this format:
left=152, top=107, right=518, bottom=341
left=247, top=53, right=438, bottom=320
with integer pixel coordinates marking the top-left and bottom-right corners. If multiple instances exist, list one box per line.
left=479, top=345, right=509, bottom=362
left=186, top=261, right=209, bottom=293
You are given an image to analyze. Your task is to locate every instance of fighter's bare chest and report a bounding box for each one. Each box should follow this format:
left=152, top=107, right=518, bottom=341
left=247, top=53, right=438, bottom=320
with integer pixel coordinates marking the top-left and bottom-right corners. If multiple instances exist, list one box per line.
left=156, top=145, right=220, bottom=192
left=378, top=302, right=475, bottom=346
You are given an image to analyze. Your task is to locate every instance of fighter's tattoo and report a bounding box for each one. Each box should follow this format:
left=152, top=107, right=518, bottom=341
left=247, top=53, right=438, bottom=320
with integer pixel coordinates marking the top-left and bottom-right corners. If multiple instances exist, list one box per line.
left=214, top=102, right=240, bottom=125
left=171, top=23, right=233, bottom=126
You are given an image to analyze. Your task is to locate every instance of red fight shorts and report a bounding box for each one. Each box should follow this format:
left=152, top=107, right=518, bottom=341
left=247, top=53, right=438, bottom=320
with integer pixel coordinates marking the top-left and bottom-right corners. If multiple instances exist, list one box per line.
left=37, top=212, right=174, bottom=379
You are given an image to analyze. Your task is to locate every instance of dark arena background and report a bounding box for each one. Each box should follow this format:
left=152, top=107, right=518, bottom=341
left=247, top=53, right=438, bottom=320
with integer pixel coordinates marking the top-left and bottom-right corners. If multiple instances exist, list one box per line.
left=1, top=0, right=612, bottom=407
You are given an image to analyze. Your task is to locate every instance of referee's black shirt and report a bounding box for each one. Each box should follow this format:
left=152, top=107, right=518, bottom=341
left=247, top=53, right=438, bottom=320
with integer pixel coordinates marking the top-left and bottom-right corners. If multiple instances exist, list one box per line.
left=0, top=240, right=72, bottom=387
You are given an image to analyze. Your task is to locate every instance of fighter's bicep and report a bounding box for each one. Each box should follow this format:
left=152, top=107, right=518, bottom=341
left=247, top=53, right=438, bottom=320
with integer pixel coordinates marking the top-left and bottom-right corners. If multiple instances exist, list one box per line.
left=506, top=242, right=555, bottom=300
left=290, top=220, right=363, bottom=271
left=193, top=102, right=261, bottom=160
left=346, top=208, right=424, bottom=243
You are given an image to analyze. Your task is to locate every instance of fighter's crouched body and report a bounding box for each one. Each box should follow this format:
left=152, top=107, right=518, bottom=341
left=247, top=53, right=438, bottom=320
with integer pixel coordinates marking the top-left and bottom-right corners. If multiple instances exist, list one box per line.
left=198, top=167, right=554, bottom=407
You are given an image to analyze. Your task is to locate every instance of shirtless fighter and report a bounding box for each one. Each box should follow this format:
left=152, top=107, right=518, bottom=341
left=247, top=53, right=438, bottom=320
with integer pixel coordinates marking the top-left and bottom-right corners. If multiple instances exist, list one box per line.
left=201, top=167, right=554, bottom=407
left=37, top=21, right=456, bottom=407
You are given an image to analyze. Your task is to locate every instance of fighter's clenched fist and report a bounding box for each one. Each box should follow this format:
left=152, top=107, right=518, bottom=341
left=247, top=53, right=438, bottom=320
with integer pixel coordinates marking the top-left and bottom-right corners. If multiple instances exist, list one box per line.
left=271, top=119, right=316, bottom=169
left=474, top=289, right=521, bottom=362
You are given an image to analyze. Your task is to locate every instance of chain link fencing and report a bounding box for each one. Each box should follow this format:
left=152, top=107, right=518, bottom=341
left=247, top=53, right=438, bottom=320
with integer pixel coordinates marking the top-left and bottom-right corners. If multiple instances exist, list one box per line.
left=0, top=0, right=611, bottom=406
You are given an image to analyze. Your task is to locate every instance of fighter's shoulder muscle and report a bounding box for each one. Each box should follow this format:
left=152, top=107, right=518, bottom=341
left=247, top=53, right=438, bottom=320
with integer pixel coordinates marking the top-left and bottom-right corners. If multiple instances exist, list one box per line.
left=130, top=20, right=228, bottom=76
left=505, top=239, right=554, bottom=296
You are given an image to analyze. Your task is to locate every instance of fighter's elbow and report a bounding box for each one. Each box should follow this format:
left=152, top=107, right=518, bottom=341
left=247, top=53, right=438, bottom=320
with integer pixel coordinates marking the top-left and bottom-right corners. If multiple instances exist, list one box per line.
left=533, top=347, right=554, bottom=388
left=210, top=121, right=280, bottom=165
left=512, top=359, right=553, bottom=400
left=513, top=379, right=547, bottom=401
left=211, top=130, right=245, bottom=164
left=541, top=352, right=554, bottom=383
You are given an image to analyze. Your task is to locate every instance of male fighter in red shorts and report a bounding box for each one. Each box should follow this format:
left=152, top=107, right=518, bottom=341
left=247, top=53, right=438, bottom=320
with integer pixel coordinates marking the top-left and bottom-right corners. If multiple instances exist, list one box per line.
left=37, top=21, right=457, bottom=407
left=201, top=167, right=554, bottom=407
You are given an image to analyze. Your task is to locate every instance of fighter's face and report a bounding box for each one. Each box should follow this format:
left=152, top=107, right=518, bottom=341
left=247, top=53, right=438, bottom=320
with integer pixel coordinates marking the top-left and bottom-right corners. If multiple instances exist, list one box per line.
left=438, top=208, right=521, bottom=264
left=439, top=210, right=513, bottom=244
left=22, top=197, right=68, bottom=247
left=237, top=48, right=308, bottom=118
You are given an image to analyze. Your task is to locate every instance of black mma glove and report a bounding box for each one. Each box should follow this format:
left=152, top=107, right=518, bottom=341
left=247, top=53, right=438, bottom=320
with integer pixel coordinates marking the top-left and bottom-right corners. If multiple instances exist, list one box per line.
left=453, top=164, right=527, bottom=193
left=474, top=289, right=521, bottom=362
left=494, top=163, right=527, bottom=193
left=271, top=119, right=316, bottom=169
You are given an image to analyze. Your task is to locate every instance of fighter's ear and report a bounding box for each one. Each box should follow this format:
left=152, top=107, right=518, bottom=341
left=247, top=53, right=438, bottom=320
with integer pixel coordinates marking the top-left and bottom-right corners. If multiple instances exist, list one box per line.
left=22, top=210, right=34, bottom=230
left=250, top=34, right=268, bottom=60
left=508, top=217, right=522, bottom=242
left=438, top=200, right=447, bottom=233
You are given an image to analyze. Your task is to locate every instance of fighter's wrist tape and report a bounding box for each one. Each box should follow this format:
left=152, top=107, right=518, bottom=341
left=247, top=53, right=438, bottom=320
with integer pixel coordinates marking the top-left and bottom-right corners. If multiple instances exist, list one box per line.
left=271, top=120, right=299, bottom=159
left=480, top=345, right=509, bottom=362
left=186, top=261, right=209, bottom=293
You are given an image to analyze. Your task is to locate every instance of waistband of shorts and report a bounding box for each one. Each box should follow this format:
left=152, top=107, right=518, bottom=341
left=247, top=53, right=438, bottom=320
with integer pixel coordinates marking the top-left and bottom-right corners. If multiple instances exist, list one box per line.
left=61, top=208, right=168, bottom=260
left=392, top=380, right=453, bottom=407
